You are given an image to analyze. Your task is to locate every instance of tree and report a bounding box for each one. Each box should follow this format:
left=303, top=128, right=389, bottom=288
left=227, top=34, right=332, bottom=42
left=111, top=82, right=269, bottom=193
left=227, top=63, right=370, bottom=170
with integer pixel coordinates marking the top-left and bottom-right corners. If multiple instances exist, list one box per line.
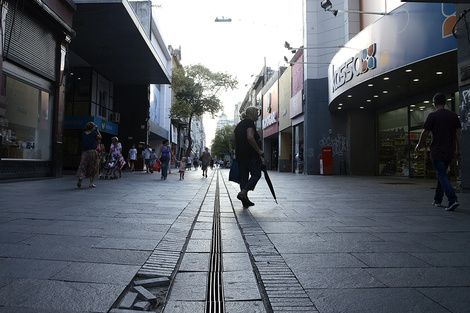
left=211, top=124, right=235, bottom=159
left=170, top=64, right=238, bottom=156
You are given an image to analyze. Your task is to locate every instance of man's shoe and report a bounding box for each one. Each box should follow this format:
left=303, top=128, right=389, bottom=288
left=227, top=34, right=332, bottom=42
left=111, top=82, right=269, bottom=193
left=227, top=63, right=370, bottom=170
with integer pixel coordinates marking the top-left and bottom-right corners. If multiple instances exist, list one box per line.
left=446, top=201, right=459, bottom=211
left=432, top=200, right=442, bottom=207
left=237, top=193, right=254, bottom=207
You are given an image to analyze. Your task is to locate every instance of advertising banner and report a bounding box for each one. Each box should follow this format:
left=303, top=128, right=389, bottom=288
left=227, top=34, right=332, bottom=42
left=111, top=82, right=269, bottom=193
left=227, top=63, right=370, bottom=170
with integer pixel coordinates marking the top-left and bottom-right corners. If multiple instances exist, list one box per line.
left=262, top=84, right=279, bottom=138
left=64, top=116, right=118, bottom=135
left=328, top=2, right=457, bottom=103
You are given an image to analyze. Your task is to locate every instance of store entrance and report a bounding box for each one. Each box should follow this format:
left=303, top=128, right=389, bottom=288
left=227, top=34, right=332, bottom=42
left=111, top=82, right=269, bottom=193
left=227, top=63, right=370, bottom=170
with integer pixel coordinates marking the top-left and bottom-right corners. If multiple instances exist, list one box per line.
left=378, top=93, right=459, bottom=178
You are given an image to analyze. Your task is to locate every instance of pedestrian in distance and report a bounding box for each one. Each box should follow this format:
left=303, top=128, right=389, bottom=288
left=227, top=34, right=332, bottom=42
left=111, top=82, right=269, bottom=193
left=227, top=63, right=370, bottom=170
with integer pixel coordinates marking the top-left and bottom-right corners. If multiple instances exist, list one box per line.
left=200, top=147, right=211, bottom=178
left=231, top=106, right=264, bottom=207
left=128, top=144, right=137, bottom=172
left=76, top=122, right=101, bottom=188
left=110, top=136, right=125, bottom=178
left=416, top=92, right=462, bottom=211
left=178, top=157, right=187, bottom=180
left=186, top=156, right=192, bottom=171
left=96, top=136, right=106, bottom=178
left=158, top=139, right=172, bottom=180
left=149, top=149, right=158, bottom=173
left=144, top=145, right=152, bottom=173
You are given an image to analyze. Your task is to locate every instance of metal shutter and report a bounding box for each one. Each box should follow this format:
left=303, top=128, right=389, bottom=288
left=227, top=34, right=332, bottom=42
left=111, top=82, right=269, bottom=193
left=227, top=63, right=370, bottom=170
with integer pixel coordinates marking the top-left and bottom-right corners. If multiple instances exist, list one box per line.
left=4, top=1, right=57, bottom=81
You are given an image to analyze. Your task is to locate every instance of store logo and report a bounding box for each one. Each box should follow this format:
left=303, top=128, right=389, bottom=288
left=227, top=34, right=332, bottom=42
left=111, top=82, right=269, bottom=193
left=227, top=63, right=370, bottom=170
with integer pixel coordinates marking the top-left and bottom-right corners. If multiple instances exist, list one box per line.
left=262, top=111, right=277, bottom=129
left=332, top=43, right=377, bottom=93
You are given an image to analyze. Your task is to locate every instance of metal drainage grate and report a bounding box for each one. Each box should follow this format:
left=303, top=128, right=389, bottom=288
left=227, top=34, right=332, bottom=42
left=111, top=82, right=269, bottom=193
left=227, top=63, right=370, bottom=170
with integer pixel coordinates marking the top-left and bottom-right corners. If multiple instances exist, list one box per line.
left=206, top=172, right=224, bottom=313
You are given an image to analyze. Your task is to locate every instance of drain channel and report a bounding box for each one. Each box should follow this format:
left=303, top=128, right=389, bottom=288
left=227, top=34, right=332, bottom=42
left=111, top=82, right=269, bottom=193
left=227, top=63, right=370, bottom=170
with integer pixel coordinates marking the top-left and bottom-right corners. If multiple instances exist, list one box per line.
left=205, top=171, right=225, bottom=313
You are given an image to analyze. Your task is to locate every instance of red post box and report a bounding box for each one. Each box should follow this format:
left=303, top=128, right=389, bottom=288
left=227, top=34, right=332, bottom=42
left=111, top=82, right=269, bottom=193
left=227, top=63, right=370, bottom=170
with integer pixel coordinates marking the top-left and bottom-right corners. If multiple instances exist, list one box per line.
left=320, top=147, right=333, bottom=175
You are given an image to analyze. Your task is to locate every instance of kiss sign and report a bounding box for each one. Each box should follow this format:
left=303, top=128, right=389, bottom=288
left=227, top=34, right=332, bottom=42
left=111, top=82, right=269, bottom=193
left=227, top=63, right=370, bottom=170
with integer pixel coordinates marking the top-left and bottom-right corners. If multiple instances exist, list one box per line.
left=331, top=43, right=377, bottom=93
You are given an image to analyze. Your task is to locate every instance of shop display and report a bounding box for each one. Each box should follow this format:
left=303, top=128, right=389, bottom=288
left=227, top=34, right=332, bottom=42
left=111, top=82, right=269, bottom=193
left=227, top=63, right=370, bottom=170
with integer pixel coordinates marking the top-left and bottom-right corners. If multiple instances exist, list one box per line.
left=379, top=128, right=409, bottom=176
left=0, top=76, right=52, bottom=161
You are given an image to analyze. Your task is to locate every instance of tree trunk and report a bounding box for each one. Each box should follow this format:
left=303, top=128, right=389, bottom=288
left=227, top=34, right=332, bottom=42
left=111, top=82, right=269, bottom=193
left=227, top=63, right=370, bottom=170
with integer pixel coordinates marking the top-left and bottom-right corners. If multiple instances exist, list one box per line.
left=185, top=115, right=193, bottom=157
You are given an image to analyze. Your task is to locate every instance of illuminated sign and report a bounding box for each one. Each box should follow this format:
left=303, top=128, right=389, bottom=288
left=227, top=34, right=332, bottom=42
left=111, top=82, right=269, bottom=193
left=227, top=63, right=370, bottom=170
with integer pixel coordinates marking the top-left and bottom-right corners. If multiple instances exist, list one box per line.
left=262, top=111, right=277, bottom=129
left=332, top=43, right=377, bottom=93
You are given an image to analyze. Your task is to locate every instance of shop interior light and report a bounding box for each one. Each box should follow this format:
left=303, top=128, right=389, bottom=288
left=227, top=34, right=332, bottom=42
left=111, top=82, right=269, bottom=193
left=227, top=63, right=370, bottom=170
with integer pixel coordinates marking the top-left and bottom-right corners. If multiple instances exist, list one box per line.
left=410, top=104, right=416, bottom=107
left=419, top=106, right=426, bottom=109
left=347, top=95, right=352, bottom=98
left=339, top=103, right=343, bottom=106
left=368, top=84, right=373, bottom=87
left=374, top=95, right=379, bottom=98
left=406, top=69, right=412, bottom=72
left=360, top=106, right=364, bottom=109
left=367, top=99, right=372, bottom=102
left=423, top=101, right=429, bottom=103
left=338, top=107, right=342, bottom=110
left=413, top=78, right=420, bottom=82
left=410, top=109, right=414, bottom=112
left=383, top=77, right=390, bottom=80
left=436, top=71, right=443, bottom=75
left=383, top=91, right=388, bottom=93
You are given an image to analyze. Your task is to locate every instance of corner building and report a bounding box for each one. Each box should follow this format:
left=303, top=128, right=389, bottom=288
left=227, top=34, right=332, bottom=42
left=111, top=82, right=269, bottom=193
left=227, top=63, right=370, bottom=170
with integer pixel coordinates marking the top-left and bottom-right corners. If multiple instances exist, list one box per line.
left=303, top=1, right=462, bottom=179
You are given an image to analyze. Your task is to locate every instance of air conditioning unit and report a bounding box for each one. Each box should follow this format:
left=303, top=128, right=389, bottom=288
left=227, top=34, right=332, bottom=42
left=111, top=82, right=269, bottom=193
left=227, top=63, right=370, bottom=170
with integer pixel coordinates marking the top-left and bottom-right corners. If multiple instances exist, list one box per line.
left=110, top=112, right=120, bottom=123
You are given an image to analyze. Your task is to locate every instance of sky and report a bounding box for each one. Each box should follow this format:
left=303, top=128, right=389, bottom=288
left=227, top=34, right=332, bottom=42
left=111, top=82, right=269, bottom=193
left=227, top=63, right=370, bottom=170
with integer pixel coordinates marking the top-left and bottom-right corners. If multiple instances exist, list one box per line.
left=151, top=0, right=303, bottom=146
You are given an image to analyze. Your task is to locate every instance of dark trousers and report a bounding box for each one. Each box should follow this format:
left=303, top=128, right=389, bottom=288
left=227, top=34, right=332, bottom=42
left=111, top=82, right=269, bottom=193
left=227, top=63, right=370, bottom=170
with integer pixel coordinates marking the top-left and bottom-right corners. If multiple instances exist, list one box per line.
left=432, top=160, right=457, bottom=203
left=239, top=156, right=262, bottom=191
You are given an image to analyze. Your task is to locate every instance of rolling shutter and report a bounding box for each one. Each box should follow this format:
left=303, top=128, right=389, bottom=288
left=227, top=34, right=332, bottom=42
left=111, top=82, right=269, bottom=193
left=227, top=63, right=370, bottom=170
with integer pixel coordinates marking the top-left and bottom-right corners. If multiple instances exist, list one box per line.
left=3, top=1, right=57, bottom=81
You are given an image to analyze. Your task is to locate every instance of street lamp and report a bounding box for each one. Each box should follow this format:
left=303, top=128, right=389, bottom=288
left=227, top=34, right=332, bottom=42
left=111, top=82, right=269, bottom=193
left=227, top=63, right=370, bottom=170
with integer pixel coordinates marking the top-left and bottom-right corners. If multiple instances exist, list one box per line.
left=284, top=41, right=359, bottom=52
left=283, top=55, right=331, bottom=66
left=320, top=0, right=387, bottom=16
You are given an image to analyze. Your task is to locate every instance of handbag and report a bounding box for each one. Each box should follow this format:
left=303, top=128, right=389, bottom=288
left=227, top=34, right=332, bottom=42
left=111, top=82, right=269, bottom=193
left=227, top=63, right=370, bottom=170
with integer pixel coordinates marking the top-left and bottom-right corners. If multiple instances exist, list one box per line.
left=153, top=161, right=161, bottom=172
left=229, top=159, right=240, bottom=183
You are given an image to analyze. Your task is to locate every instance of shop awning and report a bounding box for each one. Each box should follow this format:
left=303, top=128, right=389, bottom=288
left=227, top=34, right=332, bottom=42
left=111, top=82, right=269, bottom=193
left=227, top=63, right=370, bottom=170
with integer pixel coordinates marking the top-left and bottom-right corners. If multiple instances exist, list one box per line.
left=70, top=0, right=170, bottom=85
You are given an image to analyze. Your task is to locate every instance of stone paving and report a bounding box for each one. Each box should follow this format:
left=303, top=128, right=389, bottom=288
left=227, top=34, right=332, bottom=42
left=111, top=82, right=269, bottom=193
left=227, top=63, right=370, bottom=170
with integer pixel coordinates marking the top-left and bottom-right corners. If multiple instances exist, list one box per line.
left=1, top=167, right=470, bottom=312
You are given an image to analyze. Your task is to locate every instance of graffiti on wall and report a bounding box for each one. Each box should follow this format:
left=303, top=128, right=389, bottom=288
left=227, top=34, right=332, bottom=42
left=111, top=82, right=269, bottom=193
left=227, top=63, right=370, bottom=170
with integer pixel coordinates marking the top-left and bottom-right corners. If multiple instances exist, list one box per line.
left=319, top=134, right=348, bottom=156
left=461, top=88, right=470, bottom=131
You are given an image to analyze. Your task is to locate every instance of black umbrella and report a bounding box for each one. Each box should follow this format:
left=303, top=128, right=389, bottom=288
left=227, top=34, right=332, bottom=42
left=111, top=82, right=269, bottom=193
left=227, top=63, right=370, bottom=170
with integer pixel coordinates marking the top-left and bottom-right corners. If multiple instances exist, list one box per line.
left=261, top=164, right=277, bottom=204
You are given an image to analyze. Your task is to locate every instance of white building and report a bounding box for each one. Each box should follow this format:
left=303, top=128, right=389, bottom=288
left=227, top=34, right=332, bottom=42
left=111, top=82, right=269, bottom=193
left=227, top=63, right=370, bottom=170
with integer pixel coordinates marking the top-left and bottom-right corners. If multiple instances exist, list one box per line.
left=216, top=112, right=234, bottom=131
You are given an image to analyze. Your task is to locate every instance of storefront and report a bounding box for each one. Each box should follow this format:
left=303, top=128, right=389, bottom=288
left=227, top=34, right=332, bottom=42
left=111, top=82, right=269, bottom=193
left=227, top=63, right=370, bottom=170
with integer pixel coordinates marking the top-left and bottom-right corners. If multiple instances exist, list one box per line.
left=0, top=0, right=75, bottom=179
left=328, top=2, right=458, bottom=177
left=378, top=93, right=459, bottom=178
left=279, top=66, right=292, bottom=173
left=63, top=115, right=118, bottom=169
left=262, top=84, right=279, bottom=171
left=290, top=51, right=304, bottom=174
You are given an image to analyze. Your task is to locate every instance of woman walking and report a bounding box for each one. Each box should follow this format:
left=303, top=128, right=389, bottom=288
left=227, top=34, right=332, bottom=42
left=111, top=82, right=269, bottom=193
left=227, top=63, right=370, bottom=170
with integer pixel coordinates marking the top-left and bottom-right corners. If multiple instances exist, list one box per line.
left=231, top=107, right=264, bottom=207
left=158, top=139, right=172, bottom=180
left=200, top=147, right=211, bottom=178
left=110, top=137, right=125, bottom=178
left=77, top=122, right=101, bottom=188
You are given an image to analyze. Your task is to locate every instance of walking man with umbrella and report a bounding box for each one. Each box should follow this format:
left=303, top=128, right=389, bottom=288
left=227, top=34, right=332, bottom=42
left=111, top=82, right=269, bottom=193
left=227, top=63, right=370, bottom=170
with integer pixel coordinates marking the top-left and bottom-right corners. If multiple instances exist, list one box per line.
left=231, top=107, right=264, bottom=207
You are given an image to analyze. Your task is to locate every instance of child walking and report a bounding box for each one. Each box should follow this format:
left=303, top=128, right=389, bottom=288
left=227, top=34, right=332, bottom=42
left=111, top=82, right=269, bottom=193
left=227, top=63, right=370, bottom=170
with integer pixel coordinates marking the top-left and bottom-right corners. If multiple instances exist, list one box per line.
left=179, top=157, right=187, bottom=180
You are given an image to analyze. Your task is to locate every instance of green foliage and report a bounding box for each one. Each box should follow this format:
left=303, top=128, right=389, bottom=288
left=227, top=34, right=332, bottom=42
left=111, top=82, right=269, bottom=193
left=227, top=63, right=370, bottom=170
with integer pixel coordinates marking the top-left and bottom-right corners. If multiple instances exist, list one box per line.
left=211, top=124, right=235, bottom=159
left=170, top=64, right=238, bottom=120
left=170, top=64, right=237, bottom=156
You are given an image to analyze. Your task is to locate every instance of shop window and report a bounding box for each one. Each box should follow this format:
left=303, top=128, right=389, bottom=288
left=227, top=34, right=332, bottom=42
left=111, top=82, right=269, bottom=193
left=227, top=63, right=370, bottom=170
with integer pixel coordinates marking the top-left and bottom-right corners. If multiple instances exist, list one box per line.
left=378, top=107, right=409, bottom=176
left=1, top=76, right=52, bottom=160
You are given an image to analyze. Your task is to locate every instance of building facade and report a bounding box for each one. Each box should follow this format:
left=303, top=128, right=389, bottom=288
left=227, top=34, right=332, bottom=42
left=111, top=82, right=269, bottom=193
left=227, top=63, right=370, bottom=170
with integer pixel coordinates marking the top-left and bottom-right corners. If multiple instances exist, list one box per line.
left=63, top=0, right=171, bottom=171
left=236, top=0, right=469, bottom=186
left=0, top=0, right=76, bottom=179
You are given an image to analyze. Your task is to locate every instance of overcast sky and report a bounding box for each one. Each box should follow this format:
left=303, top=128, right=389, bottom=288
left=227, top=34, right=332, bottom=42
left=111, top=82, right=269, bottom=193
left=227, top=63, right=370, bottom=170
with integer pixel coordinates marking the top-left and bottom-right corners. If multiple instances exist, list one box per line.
left=151, top=0, right=303, bottom=145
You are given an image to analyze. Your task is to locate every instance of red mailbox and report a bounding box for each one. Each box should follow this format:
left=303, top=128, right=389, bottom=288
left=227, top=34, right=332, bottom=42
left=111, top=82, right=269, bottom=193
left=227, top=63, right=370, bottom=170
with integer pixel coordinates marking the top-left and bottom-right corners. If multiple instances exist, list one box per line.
left=320, top=147, right=333, bottom=175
